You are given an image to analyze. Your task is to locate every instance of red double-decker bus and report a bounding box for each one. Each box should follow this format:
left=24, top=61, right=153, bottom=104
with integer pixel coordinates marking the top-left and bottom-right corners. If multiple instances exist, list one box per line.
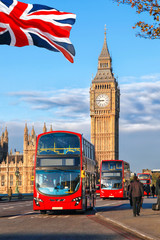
left=100, top=160, right=130, bottom=199
left=137, top=173, right=151, bottom=196
left=33, top=131, right=96, bottom=213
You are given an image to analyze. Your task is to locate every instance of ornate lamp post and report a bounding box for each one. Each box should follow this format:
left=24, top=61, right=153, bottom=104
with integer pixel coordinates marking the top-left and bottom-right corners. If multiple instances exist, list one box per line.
left=15, top=167, right=20, bottom=193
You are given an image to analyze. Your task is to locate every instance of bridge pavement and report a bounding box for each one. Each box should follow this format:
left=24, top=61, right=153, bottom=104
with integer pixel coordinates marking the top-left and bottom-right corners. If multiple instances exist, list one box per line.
left=96, top=197, right=159, bottom=240
left=1, top=194, right=159, bottom=239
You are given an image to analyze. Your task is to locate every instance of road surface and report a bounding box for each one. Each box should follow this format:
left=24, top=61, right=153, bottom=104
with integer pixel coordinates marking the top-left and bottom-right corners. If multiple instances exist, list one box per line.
left=0, top=197, right=143, bottom=240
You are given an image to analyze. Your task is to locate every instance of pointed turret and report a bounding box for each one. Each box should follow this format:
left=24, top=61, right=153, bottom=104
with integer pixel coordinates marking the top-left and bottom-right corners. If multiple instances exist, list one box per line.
left=4, top=128, right=8, bottom=154
left=98, top=25, right=110, bottom=61
left=50, top=124, right=53, bottom=132
left=4, top=127, right=8, bottom=141
left=43, top=123, right=47, bottom=133
left=24, top=123, right=28, bottom=150
left=1, top=132, right=4, bottom=146
left=24, top=123, right=28, bottom=135
left=31, top=126, right=35, bottom=136
left=93, top=25, right=115, bottom=83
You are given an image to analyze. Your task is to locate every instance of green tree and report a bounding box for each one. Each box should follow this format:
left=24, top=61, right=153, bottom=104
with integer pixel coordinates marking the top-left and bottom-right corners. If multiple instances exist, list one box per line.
left=152, top=172, right=160, bottom=185
left=113, top=0, right=160, bottom=39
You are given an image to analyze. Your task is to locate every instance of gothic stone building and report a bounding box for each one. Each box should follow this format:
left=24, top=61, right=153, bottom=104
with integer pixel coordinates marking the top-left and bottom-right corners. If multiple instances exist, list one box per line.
left=90, top=30, right=120, bottom=169
left=0, top=123, right=50, bottom=194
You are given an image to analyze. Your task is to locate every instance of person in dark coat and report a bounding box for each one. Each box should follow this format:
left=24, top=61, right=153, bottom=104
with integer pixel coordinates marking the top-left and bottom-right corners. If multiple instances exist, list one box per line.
left=156, top=176, right=160, bottom=208
left=129, top=175, right=144, bottom=217
left=151, top=184, right=155, bottom=198
left=138, top=180, right=144, bottom=208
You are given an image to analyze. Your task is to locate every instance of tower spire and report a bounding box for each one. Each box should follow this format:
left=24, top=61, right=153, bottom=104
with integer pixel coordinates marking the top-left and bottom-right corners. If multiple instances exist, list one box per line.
left=50, top=124, right=53, bottom=132
left=24, top=123, right=28, bottom=134
left=99, top=25, right=110, bottom=60
left=43, top=123, right=47, bottom=133
left=92, top=26, right=114, bottom=83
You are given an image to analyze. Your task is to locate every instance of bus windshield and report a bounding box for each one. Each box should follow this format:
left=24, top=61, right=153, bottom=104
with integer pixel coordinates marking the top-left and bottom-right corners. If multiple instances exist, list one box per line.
left=36, top=169, right=80, bottom=196
left=37, top=132, right=80, bottom=155
left=101, top=178, right=122, bottom=190
left=138, top=174, right=150, bottom=179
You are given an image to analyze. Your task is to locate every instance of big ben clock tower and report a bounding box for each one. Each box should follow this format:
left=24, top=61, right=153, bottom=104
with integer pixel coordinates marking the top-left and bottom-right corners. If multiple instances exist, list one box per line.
left=90, top=27, right=120, bottom=169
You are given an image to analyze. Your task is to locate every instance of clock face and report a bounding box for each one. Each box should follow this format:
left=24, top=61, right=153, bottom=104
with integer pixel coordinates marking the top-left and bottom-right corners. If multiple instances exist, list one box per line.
left=96, top=94, right=109, bottom=107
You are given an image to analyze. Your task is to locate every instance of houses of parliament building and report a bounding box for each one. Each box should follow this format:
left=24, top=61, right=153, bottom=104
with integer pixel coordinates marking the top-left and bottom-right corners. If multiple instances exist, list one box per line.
left=0, top=29, right=120, bottom=194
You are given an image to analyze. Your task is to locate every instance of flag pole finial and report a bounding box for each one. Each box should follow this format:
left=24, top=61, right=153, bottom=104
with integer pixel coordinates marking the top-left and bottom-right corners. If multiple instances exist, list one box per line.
left=104, top=24, right=107, bottom=39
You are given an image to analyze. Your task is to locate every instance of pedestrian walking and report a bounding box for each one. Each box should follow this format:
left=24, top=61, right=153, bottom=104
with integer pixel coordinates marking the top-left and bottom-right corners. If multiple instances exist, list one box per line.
left=138, top=180, right=144, bottom=208
left=8, top=187, right=12, bottom=201
left=156, top=176, right=160, bottom=209
left=151, top=184, right=155, bottom=198
left=129, top=175, right=144, bottom=217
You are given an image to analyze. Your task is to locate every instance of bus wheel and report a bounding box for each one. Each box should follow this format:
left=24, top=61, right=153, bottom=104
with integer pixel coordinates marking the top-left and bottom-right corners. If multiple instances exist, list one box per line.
left=40, top=210, right=47, bottom=214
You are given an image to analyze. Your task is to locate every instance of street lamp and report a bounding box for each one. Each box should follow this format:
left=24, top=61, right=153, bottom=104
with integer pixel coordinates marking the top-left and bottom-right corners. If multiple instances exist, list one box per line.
left=15, top=167, right=20, bottom=193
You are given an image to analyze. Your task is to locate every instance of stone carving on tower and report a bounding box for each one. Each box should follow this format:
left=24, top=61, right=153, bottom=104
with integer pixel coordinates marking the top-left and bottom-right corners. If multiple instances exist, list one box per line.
left=90, top=27, right=120, bottom=169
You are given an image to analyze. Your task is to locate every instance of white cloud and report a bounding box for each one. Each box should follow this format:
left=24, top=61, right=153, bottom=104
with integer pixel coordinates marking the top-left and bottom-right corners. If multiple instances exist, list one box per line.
left=2, top=74, right=160, bottom=153
left=8, top=88, right=90, bottom=115
left=120, top=80, right=160, bottom=132
left=120, top=73, right=160, bottom=84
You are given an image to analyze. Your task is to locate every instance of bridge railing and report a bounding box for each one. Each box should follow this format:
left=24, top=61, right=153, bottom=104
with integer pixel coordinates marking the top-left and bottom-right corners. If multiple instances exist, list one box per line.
left=0, top=193, right=33, bottom=201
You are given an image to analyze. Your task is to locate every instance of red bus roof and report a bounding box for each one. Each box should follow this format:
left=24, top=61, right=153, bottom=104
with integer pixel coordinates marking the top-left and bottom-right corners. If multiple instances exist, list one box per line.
left=100, top=160, right=126, bottom=165
left=37, top=130, right=82, bottom=139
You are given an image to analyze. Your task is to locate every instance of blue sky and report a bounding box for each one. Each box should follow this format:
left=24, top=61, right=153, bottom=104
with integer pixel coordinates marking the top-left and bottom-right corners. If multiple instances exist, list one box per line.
left=0, top=0, right=160, bottom=173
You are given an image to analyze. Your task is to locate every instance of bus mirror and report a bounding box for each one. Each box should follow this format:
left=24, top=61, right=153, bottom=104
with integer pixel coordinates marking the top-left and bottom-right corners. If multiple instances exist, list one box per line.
left=81, top=170, right=85, bottom=178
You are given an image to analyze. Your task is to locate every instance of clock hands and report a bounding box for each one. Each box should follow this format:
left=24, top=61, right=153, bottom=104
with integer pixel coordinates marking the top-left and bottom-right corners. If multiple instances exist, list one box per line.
left=96, top=94, right=109, bottom=107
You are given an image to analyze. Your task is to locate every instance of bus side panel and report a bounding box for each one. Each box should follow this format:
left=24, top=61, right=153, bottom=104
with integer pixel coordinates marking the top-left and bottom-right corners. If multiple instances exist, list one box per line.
left=81, top=176, right=86, bottom=210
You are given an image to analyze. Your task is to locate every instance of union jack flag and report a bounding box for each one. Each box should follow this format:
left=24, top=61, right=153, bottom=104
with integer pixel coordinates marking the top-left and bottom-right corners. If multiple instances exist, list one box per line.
left=0, top=0, right=76, bottom=63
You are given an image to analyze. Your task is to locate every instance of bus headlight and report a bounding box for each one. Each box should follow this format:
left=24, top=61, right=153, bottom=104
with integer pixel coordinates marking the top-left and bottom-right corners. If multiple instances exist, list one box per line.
left=72, top=197, right=81, bottom=206
left=34, top=197, right=43, bottom=206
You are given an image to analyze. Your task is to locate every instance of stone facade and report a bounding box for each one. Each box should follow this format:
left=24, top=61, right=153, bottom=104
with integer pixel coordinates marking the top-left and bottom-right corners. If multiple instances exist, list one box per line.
left=90, top=30, right=120, bottom=169
left=0, top=123, right=49, bottom=194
